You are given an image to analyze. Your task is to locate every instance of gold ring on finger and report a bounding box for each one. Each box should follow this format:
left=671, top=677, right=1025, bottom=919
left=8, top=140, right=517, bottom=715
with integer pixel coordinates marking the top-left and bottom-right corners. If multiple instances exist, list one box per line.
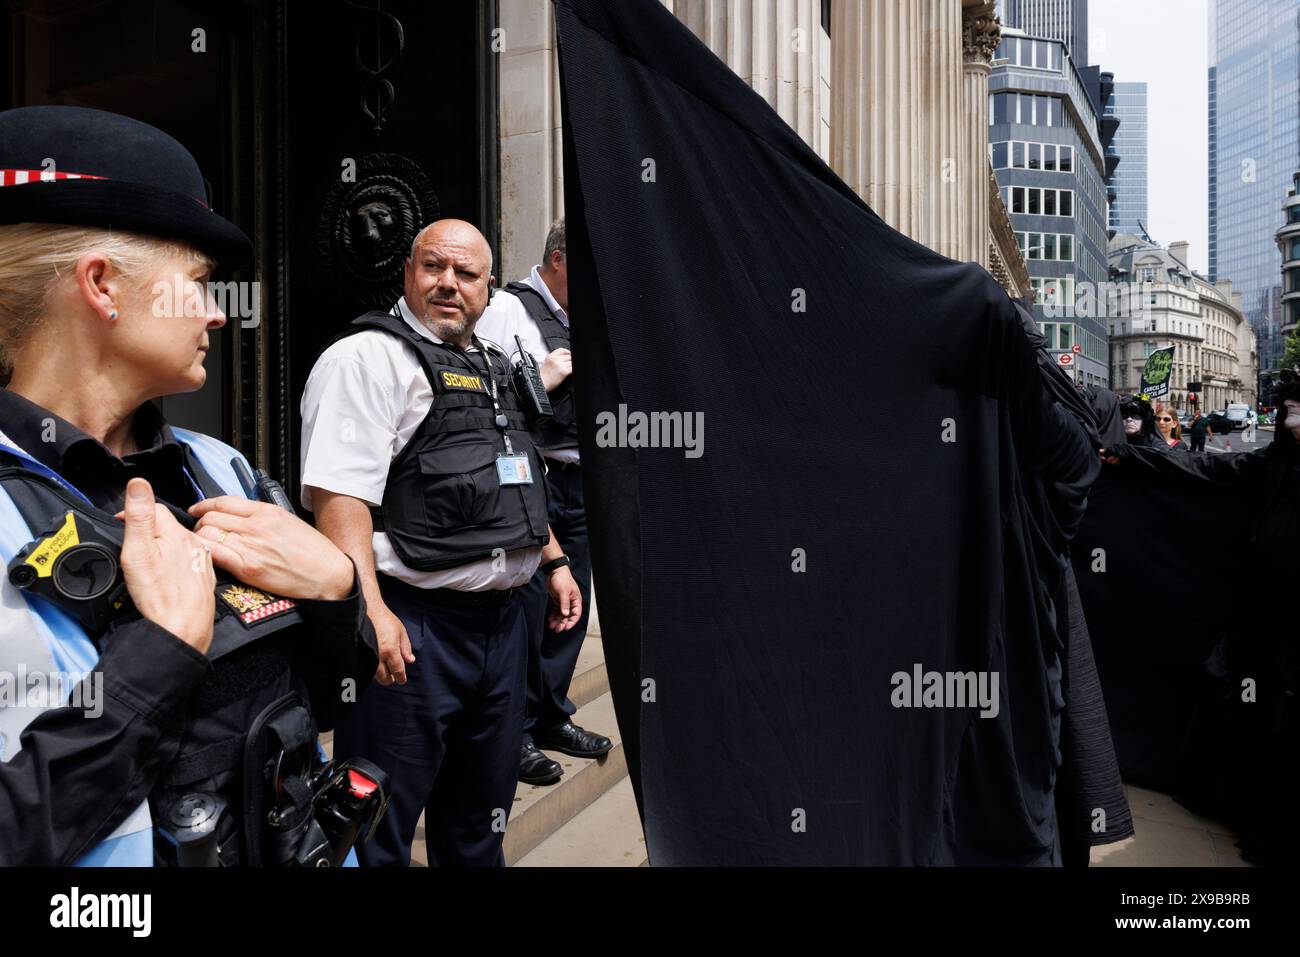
left=216, top=529, right=230, bottom=545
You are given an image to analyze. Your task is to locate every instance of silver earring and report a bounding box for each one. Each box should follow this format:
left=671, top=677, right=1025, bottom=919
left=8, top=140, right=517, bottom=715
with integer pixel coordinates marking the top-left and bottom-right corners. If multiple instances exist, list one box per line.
left=108, top=310, right=118, bottom=321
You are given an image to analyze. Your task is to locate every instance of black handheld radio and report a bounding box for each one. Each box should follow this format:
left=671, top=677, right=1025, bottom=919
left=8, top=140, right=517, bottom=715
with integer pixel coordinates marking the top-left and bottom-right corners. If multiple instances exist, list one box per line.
left=512, top=334, right=554, bottom=418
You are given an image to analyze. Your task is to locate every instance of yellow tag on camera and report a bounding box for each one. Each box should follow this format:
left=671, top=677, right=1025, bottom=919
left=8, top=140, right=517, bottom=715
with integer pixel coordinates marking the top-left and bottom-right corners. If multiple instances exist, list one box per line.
left=24, top=512, right=80, bottom=578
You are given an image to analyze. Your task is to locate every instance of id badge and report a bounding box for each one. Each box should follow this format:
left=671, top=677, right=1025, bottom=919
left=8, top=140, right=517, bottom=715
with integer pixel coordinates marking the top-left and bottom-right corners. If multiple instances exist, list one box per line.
left=496, top=453, right=534, bottom=486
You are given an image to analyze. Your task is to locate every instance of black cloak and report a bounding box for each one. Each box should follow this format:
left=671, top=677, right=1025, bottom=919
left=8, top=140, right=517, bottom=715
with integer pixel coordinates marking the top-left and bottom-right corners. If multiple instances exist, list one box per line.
left=558, top=0, right=1118, bottom=864
left=1078, top=422, right=1299, bottom=863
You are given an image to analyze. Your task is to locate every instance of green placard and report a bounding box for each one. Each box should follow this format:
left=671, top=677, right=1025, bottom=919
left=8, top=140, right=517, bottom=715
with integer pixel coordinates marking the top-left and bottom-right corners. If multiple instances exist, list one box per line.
left=1140, top=346, right=1175, bottom=399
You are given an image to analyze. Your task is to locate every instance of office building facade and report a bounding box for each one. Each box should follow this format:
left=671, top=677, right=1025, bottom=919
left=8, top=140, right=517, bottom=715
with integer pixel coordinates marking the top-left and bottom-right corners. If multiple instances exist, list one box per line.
left=990, top=27, right=1112, bottom=386
left=997, top=0, right=1089, bottom=64
left=1106, top=81, right=1149, bottom=235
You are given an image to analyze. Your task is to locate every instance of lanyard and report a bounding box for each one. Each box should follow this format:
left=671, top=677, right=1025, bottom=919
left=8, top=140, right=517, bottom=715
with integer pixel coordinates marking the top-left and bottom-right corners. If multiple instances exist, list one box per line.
left=445, top=338, right=516, bottom=456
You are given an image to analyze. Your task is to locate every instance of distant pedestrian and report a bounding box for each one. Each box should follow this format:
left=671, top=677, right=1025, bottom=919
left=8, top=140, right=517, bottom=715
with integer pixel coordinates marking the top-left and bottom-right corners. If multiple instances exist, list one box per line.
left=1188, top=410, right=1212, bottom=452
left=1156, top=410, right=1184, bottom=449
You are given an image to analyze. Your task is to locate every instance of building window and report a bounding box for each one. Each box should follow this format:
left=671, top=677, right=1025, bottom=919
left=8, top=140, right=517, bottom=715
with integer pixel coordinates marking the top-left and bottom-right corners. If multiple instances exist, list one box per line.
left=1028, top=143, right=1041, bottom=170
left=992, top=142, right=1008, bottom=168
left=1060, top=146, right=1073, bottom=172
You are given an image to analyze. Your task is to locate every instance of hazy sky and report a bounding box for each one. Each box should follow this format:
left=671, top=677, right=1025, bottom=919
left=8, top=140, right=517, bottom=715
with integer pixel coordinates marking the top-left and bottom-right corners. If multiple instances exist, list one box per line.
left=1088, top=0, right=1210, bottom=271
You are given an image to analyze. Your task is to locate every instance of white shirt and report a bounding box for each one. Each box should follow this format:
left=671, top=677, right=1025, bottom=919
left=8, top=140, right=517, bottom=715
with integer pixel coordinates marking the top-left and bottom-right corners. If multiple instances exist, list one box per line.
left=477, top=266, right=580, bottom=464
left=299, top=296, right=542, bottom=591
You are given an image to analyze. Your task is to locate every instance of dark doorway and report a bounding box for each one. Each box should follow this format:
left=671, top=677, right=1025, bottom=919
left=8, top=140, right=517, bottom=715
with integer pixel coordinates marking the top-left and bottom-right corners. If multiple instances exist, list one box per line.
left=2, top=0, right=498, bottom=499
left=3, top=0, right=258, bottom=442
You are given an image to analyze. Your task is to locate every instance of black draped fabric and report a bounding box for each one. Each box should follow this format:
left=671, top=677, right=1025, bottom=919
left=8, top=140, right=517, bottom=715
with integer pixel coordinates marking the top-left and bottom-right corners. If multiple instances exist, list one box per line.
left=1011, top=313, right=1134, bottom=861
left=558, top=0, right=1108, bottom=864
left=1075, top=427, right=1299, bottom=862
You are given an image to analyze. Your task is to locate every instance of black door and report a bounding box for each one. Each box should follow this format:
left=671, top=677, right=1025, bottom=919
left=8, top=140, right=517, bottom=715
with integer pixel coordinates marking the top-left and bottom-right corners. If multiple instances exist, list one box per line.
left=280, top=0, right=498, bottom=499
left=2, top=0, right=498, bottom=499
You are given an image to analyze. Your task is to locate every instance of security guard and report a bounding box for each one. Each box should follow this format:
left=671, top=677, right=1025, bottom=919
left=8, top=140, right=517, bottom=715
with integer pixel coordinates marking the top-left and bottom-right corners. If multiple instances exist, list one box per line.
left=477, top=217, right=612, bottom=786
left=300, top=218, right=582, bottom=866
left=0, top=106, right=378, bottom=866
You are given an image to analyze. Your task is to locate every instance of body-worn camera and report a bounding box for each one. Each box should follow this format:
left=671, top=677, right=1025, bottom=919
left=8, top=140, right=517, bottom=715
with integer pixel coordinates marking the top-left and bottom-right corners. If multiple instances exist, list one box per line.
left=7, top=509, right=129, bottom=633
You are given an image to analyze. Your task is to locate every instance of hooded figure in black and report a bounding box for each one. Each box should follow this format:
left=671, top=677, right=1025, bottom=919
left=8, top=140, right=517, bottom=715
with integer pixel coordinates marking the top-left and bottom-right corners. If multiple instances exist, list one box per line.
left=555, top=0, right=1129, bottom=865
left=1081, top=372, right=1300, bottom=863
left=1115, top=394, right=1163, bottom=449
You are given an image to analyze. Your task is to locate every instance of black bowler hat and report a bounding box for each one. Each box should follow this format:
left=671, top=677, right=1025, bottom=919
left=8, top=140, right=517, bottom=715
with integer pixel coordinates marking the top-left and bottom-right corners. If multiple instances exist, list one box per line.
left=0, top=106, right=252, bottom=267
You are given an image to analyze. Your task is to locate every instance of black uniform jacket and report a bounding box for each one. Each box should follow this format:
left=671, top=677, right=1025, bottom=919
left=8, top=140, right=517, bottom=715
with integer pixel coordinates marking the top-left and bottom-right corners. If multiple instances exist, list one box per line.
left=0, top=388, right=377, bottom=865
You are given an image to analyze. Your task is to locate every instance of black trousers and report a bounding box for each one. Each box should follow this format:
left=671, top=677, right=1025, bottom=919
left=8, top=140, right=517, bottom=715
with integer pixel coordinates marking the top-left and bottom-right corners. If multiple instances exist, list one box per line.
left=520, top=460, right=593, bottom=741
left=334, top=574, right=528, bottom=867
left=1190, top=435, right=1206, bottom=452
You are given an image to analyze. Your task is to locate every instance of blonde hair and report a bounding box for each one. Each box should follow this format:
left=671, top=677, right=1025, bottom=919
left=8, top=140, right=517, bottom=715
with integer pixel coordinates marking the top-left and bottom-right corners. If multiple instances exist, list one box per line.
left=0, top=223, right=213, bottom=383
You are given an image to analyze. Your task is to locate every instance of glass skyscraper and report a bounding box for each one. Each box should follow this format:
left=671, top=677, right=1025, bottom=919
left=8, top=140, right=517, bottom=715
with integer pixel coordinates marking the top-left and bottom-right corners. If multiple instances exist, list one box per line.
left=1106, top=82, right=1148, bottom=235
left=1207, top=0, right=1300, bottom=377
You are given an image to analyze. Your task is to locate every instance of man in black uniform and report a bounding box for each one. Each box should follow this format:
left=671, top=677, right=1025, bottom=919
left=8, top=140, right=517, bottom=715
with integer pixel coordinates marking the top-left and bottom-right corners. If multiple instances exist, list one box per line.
left=301, top=218, right=582, bottom=866
left=478, top=217, right=613, bottom=787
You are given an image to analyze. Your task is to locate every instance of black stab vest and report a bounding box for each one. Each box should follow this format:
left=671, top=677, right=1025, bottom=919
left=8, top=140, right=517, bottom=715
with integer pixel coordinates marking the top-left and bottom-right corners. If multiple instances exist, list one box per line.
left=0, top=449, right=308, bottom=866
left=504, top=281, right=579, bottom=453
left=333, top=311, right=550, bottom=572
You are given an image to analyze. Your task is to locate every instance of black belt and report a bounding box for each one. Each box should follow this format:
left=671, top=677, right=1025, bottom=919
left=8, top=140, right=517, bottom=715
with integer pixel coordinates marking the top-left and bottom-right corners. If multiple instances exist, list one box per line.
left=377, top=572, right=515, bottom=608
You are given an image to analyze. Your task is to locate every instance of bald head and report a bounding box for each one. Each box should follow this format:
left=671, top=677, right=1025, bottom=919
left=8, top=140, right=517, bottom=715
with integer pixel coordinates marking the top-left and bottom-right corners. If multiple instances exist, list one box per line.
left=404, top=218, right=496, bottom=347
left=410, top=219, right=493, bottom=275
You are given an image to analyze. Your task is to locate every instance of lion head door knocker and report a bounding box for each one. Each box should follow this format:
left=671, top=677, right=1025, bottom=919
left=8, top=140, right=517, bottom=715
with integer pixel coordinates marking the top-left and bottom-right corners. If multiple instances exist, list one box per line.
left=317, top=153, right=440, bottom=309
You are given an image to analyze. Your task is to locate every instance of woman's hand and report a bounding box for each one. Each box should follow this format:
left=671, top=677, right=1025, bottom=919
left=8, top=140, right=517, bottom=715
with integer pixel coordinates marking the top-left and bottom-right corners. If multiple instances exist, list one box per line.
left=118, top=478, right=215, bottom=653
left=188, top=496, right=355, bottom=601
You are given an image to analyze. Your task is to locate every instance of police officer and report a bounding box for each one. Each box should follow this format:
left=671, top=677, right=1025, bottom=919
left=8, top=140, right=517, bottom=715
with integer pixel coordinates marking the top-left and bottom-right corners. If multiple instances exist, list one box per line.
left=0, top=106, right=377, bottom=865
left=300, top=218, right=582, bottom=866
left=477, top=218, right=612, bottom=786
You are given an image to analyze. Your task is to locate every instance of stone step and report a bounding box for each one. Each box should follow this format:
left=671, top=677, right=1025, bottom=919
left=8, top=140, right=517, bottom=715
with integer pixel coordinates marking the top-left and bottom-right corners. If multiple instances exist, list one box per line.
left=503, top=689, right=627, bottom=865
left=568, top=628, right=608, bottom=710
left=513, top=776, right=646, bottom=867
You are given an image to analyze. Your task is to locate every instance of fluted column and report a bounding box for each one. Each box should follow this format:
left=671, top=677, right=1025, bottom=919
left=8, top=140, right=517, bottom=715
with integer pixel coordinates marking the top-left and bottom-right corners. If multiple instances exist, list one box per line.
left=676, top=0, right=826, bottom=158
left=961, top=1, right=1000, bottom=268
left=830, top=0, right=924, bottom=239
left=922, top=0, right=964, bottom=259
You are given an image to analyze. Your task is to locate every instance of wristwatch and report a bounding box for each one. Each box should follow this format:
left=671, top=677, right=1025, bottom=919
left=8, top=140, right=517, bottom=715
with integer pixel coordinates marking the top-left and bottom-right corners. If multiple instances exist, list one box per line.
left=540, top=555, right=571, bottom=576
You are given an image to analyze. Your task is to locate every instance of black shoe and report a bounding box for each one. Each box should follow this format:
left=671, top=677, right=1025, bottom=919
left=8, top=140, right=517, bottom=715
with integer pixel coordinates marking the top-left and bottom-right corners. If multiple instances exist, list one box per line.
left=532, top=721, right=613, bottom=759
left=519, top=743, right=563, bottom=785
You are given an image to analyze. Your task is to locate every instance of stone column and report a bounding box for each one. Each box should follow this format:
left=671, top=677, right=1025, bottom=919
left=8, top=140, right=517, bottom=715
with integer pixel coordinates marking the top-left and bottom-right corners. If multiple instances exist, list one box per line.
left=675, top=0, right=827, bottom=158
left=961, top=1, right=1000, bottom=268
left=921, top=0, right=964, bottom=260
left=830, top=0, right=925, bottom=239
left=498, top=1, right=565, bottom=282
